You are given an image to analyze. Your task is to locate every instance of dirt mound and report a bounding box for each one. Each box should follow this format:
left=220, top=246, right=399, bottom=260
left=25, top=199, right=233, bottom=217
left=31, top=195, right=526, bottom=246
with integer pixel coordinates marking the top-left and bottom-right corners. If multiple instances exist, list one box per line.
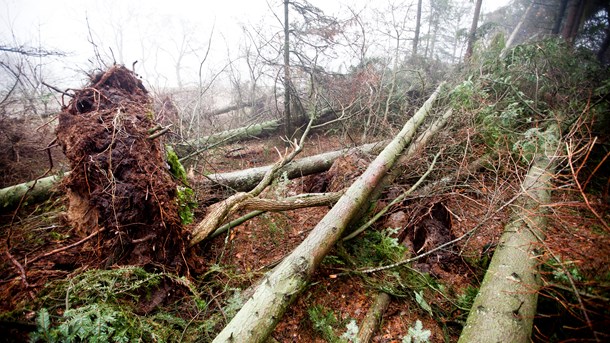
left=56, top=65, right=186, bottom=271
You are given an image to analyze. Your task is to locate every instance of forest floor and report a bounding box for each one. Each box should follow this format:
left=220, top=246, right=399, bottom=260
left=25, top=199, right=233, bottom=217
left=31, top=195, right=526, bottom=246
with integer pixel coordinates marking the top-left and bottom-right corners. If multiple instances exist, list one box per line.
left=1, top=119, right=609, bottom=342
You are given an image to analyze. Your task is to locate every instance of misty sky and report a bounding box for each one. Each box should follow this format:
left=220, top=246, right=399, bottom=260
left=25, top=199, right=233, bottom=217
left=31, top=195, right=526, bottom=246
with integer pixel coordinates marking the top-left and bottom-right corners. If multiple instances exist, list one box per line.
left=1, top=0, right=511, bottom=89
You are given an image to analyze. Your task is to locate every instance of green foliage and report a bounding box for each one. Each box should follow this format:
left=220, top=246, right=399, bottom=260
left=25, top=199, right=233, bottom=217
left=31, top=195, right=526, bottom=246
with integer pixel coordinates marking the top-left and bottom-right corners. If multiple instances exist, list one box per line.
left=32, top=267, right=205, bottom=343
left=308, top=305, right=342, bottom=343
left=165, top=145, right=197, bottom=225
left=414, top=290, right=433, bottom=317
left=176, top=186, right=197, bottom=225
left=308, top=305, right=356, bottom=343
left=347, top=227, right=406, bottom=267
left=401, top=320, right=431, bottom=343
left=455, top=285, right=479, bottom=320
left=456, top=38, right=606, bottom=162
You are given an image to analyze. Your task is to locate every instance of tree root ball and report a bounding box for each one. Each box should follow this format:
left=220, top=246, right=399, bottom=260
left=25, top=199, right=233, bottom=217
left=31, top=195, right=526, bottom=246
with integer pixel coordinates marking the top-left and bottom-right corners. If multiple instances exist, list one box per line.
left=56, top=65, right=187, bottom=271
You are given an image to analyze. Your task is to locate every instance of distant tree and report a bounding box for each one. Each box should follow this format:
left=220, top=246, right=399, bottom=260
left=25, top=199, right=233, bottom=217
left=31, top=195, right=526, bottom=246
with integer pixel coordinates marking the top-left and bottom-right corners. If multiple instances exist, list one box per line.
left=413, top=0, right=423, bottom=58
left=284, top=0, right=292, bottom=138
left=465, top=0, right=483, bottom=61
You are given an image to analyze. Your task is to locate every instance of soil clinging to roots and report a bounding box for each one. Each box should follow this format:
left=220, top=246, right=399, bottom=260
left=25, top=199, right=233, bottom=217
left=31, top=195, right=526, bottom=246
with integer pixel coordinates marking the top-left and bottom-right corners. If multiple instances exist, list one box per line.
left=56, top=65, right=187, bottom=272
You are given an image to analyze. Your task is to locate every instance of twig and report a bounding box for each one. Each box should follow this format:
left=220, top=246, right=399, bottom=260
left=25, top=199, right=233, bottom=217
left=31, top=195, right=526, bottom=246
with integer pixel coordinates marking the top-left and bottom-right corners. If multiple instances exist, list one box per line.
left=42, top=81, right=73, bottom=98
left=26, top=228, right=106, bottom=265
left=211, top=210, right=265, bottom=239
left=147, top=125, right=172, bottom=140
left=566, top=141, right=610, bottom=232
left=360, top=190, right=521, bottom=274
left=582, top=148, right=610, bottom=190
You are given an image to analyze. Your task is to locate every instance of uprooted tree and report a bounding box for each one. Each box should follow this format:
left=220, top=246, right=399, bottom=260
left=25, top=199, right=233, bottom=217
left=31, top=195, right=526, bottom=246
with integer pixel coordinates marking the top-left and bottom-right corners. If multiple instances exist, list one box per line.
left=55, top=65, right=188, bottom=271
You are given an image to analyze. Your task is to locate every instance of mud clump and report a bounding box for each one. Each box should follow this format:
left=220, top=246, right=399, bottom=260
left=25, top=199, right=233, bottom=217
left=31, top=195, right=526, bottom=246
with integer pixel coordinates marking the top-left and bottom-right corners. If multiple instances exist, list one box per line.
left=56, top=65, right=186, bottom=271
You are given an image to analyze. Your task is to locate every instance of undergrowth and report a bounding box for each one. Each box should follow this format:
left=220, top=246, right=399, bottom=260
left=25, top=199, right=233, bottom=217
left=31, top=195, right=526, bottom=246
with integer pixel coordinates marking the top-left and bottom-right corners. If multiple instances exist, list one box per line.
left=30, top=266, right=208, bottom=342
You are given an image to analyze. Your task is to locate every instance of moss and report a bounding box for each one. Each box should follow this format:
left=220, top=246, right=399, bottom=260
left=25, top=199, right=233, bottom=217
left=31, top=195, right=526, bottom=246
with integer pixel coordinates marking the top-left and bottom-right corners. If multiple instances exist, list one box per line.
left=166, top=145, right=197, bottom=224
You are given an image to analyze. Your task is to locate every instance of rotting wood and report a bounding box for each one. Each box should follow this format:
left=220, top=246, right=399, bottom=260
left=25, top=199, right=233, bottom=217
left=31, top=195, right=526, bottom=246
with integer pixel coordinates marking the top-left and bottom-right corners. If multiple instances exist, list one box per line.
left=211, top=82, right=445, bottom=343
left=458, top=123, right=560, bottom=343
left=357, top=293, right=391, bottom=343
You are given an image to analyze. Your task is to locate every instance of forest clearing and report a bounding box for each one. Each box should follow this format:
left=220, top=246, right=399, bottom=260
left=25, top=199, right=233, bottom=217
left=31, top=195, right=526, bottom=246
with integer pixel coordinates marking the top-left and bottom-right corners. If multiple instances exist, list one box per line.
left=1, top=0, right=609, bottom=342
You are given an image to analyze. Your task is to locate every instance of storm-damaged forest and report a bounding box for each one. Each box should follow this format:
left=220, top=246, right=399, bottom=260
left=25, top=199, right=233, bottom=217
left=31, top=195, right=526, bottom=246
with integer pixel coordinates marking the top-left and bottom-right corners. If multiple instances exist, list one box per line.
left=1, top=0, right=609, bottom=342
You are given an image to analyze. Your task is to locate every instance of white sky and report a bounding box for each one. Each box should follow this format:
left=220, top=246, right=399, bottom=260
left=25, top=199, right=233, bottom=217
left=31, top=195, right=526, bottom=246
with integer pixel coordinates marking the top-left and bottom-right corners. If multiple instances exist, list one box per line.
left=1, top=0, right=512, bottom=90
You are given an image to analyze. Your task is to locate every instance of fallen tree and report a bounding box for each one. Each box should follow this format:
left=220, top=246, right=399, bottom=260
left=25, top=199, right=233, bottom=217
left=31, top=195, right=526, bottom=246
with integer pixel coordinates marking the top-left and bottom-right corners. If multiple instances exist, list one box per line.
left=0, top=173, right=66, bottom=211
left=176, top=119, right=282, bottom=156
left=176, top=108, right=337, bottom=157
left=0, top=141, right=384, bottom=211
left=212, top=83, right=446, bottom=342
left=202, top=141, right=386, bottom=192
left=458, top=123, right=560, bottom=342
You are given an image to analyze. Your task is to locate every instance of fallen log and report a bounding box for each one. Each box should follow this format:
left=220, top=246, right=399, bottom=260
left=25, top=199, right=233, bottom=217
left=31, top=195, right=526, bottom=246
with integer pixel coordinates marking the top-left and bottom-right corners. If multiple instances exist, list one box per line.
left=0, top=141, right=383, bottom=211
left=176, top=119, right=282, bottom=155
left=203, top=141, right=386, bottom=192
left=458, top=123, right=560, bottom=342
left=177, top=108, right=337, bottom=157
left=0, top=173, right=67, bottom=211
left=212, top=82, right=445, bottom=342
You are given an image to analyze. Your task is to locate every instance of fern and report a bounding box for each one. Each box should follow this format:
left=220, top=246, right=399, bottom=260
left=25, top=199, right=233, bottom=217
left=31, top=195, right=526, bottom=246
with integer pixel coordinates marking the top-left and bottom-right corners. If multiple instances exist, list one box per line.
left=402, top=320, right=431, bottom=343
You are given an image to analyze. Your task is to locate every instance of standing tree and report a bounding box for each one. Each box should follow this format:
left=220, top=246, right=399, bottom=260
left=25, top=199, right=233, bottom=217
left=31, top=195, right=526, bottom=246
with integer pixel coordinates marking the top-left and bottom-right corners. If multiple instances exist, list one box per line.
left=412, top=0, right=423, bottom=58
left=283, top=0, right=293, bottom=139
left=465, top=0, right=483, bottom=61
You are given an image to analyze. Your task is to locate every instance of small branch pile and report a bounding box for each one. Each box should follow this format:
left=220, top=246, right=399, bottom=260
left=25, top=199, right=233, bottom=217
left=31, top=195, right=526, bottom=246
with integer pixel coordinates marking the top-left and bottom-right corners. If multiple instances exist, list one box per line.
left=56, top=65, right=186, bottom=271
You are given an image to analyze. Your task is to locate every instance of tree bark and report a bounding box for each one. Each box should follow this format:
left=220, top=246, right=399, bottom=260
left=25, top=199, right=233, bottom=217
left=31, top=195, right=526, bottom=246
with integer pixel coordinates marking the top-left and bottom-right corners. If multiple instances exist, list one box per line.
left=412, top=0, right=423, bottom=58
left=502, top=2, right=535, bottom=56
left=211, top=83, right=445, bottom=343
left=458, top=124, right=560, bottom=343
left=357, top=293, right=391, bottom=343
left=176, top=119, right=282, bottom=155
left=0, top=173, right=67, bottom=211
left=202, top=141, right=386, bottom=192
left=283, top=0, right=292, bottom=139
left=465, top=0, right=483, bottom=62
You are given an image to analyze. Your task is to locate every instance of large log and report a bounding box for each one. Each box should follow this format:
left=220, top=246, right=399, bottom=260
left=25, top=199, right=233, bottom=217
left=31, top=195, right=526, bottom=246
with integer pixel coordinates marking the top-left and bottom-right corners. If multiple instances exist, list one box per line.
left=212, top=83, right=445, bottom=343
left=0, top=173, right=67, bottom=211
left=203, top=141, right=386, bottom=192
left=177, top=119, right=282, bottom=155
left=177, top=108, right=337, bottom=156
left=458, top=124, right=560, bottom=342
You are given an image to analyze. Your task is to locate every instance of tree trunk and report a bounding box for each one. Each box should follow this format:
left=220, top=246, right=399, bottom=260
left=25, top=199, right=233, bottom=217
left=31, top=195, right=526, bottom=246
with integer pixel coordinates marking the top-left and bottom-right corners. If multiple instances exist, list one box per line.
left=212, top=83, right=445, bottom=343
left=283, top=0, right=292, bottom=139
left=202, top=141, right=386, bottom=192
left=561, top=0, right=586, bottom=43
left=502, top=2, right=535, bottom=56
left=465, top=0, right=483, bottom=61
left=206, top=97, right=264, bottom=117
left=0, top=173, right=66, bottom=211
left=553, top=0, right=570, bottom=35
left=412, top=0, right=423, bottom=58
left=176, top=119, right=282, bottom=155
left=458, top=124, right=560, bottom=343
